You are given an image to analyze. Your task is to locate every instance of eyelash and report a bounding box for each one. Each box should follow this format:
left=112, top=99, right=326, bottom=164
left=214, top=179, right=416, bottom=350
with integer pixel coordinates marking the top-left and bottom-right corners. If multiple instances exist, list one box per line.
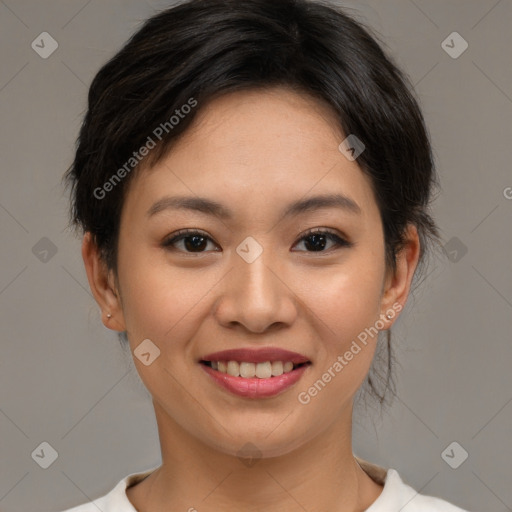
left=161, top=228, right=352, bottom=254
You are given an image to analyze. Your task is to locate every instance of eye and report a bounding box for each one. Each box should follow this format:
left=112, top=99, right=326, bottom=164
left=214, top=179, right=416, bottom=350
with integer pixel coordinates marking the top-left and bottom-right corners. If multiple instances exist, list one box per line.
left=162, top=229, right=220, bottom=253
left=292, top=228, right=352, bottom=253
left=162, top=228, right=351, bottom=254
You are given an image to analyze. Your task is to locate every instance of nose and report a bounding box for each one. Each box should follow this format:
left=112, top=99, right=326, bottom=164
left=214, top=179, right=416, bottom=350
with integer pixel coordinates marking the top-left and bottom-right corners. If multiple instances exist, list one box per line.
left=212, top=251, right=298, bottom=334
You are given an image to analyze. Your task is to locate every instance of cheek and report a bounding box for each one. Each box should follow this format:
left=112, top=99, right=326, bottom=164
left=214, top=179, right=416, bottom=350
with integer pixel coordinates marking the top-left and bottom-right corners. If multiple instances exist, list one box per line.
left=296, top=250, right=386, bottom=394
left=308, top=258, right=385, bottom=341
left=116, top=249, right=219, bottom=352
left=295, top=269, right=385, bottom=412
left=115, top=255, right=212, bottom=404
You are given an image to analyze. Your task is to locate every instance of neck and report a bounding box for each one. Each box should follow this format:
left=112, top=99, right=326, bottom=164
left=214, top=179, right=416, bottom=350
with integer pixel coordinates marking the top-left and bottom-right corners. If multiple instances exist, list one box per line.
left=127, top=400, right=383, bottom=512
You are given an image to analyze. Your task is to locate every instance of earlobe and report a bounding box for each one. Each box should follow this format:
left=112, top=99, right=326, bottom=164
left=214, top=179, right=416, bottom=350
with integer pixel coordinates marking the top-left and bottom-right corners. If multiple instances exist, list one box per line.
left=81, top=232, right=126, bottom=332
left=380, top=225, right=421, bottom=325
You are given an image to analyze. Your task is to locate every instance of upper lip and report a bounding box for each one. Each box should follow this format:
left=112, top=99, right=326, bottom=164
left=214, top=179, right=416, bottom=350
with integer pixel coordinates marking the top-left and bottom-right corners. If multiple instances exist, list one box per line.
left=201, top=348, right=310, bottom=364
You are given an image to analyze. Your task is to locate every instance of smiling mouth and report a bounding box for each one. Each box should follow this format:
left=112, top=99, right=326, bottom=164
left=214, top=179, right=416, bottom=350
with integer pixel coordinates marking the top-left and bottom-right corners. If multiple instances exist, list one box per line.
left=200, top=360, right=311, bottom=379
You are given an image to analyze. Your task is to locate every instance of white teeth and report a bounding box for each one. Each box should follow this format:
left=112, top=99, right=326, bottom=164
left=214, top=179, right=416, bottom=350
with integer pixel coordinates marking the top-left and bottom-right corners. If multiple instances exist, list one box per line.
left=209, top=360, right=304, bottom=378
left=227, top=360, right=240, bottom=377
left=240, top=362, right=256, bottom=378
left=271, top=361, right=283, bottom=376
left=256, top=361, right=272, bottom=378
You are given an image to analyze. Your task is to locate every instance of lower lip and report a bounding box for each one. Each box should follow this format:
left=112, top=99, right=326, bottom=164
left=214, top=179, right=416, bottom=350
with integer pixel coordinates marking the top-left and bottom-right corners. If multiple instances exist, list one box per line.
left=200, top=363, right=310, bottom=399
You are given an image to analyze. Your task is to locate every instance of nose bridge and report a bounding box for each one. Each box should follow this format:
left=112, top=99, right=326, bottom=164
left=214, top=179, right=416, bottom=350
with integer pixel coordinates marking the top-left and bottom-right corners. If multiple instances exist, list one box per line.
left=213, top=245, right=297, bottom=332
left=233, top=244, right=283, bottom=312
left=236, top=249, right=279, bottom=302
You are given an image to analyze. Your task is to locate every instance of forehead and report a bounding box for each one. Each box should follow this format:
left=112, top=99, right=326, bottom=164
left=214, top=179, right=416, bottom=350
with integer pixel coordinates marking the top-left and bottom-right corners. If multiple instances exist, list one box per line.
left=179, top=87, right=344, bottom=164
left=123, top=87, right=378, bottom=222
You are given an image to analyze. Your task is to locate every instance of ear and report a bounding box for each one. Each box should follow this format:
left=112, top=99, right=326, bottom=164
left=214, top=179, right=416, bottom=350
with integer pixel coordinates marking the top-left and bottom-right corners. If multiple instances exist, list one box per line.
left=81, top=232, right=126, bottom=332
left=380, top=224, right=421, bottom=326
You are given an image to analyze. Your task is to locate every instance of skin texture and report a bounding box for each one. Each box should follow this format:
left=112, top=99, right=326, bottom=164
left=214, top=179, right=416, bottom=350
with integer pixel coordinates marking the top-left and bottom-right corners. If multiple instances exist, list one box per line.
left=82, top=87, right=420, bottom=512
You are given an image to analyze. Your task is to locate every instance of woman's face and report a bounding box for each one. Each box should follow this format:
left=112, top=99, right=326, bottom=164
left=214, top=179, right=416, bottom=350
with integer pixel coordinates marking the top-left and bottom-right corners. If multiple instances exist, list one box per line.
left=89, top=87, right=415, bottom=458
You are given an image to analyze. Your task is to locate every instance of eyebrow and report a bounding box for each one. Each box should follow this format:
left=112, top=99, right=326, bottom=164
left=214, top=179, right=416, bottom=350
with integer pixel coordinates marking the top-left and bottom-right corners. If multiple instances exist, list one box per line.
left=146, top=193, right=361, bottom=220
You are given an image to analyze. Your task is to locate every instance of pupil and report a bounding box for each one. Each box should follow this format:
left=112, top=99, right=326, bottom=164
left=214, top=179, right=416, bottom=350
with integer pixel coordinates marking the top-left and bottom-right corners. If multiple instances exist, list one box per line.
left=185, top=235, right=207, bottom=251
left=306, top=234, right=326, bottom=251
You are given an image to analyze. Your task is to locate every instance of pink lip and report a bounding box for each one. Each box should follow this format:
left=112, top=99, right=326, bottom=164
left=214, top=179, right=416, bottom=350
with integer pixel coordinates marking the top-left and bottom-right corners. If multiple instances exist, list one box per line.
left=200, top=363, right=310, bottom=399
left=201, top=347, right=309, bottom=365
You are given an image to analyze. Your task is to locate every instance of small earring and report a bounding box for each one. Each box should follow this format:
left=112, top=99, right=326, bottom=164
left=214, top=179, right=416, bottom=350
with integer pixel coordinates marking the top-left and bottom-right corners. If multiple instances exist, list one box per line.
left=106, top=313, right=112, bottom=319
left=386, top=313, right=393, bottom=320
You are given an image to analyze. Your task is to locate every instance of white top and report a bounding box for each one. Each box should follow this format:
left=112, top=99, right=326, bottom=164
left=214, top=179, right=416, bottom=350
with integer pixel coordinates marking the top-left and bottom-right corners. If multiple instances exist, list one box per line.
left=59, top=459, right=470, bottom=512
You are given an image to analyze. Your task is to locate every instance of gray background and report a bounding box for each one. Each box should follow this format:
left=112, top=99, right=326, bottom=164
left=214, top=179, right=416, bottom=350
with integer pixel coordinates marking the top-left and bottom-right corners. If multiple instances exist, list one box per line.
left=0, top=1, right=511, bottom=511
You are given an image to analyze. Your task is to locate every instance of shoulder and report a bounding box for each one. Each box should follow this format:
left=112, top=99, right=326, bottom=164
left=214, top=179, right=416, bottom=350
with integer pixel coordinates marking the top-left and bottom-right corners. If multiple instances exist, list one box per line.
left=56, top=467, right=157, bottom=512
left=356, top=458, right=471, bottom=512
left=373, top=468, right=471, bottom=511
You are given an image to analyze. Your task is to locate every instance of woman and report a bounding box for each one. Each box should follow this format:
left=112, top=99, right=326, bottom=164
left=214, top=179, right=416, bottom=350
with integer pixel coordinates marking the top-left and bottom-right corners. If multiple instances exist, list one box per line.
left=61, top=0, right=470, bottom=510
